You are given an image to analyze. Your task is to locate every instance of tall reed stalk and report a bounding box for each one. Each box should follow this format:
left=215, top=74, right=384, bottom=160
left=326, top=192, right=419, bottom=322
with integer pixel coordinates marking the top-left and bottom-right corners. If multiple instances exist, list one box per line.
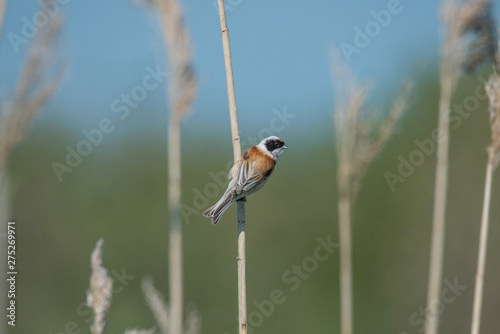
left=215, top=1, right=246, bottom=333
left=331, top=51, right=411, bottom=334
left=0, top=3, right=64, bottom=330
left=425, top=2, right=494, bottom=334
left=470, top=52, right=500, bottom=334
left=139, top=1, right=197, bottom=334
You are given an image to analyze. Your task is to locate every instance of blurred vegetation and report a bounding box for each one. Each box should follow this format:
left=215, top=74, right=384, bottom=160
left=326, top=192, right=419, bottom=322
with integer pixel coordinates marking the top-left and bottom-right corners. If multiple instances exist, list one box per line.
left=4, top=67, right=500, bottom=334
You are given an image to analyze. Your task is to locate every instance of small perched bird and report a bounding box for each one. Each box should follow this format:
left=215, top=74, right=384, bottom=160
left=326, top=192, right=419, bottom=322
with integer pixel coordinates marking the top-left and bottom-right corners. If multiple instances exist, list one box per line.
left=203, top=136, right=289, bottom=225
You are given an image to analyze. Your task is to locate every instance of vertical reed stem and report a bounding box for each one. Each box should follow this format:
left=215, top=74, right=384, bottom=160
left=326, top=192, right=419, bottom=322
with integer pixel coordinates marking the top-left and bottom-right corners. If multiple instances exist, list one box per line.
left=215, top=2, right=246, bottom=333
left=425, top=75, right=452, bottom=334
left=425, top=5, right=455, bottom=330
left=137, top=1, right=196, bottom=332
left=168, top=119, right=183, bottom=334
left=338, top=195, right=353, bottom=334
left=216, top=0, right=241, bottom=161
left=470, top=160, right=494, bottom=334
left=237, top=200, right=247, bottom=334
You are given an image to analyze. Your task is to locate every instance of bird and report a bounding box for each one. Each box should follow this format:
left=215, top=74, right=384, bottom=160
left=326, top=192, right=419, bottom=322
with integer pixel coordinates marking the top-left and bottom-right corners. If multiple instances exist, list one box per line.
left=203, top=136, right=289, bottom=225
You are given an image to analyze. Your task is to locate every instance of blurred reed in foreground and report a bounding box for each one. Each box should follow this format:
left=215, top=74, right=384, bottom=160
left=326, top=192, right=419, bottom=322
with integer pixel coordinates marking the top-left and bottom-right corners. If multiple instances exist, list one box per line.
left=470, top=41, right=500, bottom=334
left=87, top=239, right=113, bottom=334
left=86, top=240, right=201, bottom=334
left=135, top=0, right=197, bottom=333
left=0, top=1, right=65, bottom=332
left=425, top=1, right=495, bottom=334
left=331, top=50, right=411, bottom=334
left=0, top=0, right=65, bottom=189
left=124, top=329, right=156, bottom=334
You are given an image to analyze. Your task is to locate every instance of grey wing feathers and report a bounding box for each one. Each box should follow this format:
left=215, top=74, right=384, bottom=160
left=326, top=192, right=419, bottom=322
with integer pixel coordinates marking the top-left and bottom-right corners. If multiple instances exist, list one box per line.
left=235, top=160, right=263, bottom=195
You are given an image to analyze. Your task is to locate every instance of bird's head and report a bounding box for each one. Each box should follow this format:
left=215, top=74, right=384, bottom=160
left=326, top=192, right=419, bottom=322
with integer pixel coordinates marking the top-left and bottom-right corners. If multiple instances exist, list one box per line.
left=258, top=136, right=289, bottom=159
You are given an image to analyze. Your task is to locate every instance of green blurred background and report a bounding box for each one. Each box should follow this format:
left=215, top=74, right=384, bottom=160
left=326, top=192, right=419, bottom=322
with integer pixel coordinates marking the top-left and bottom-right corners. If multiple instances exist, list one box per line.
left=4, top=68, right=500, bottom=334
left=2, top=0, right=500, bottom=333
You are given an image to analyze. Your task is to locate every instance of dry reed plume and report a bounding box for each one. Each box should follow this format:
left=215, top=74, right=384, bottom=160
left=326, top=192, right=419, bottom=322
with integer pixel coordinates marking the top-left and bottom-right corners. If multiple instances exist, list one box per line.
left=425, top=2, right=495, bottom=334
left=139, top=0, right=197, bottom=123
left=0, top=0, right=65, bottom=189
left=135, top=1, right=197, bottom=334
left=486, top=75, right=500, bottom=168
left=142, top=278, right=202, bottom=334
left=125, top=329, right=156, bottom=334
left=86, top=243, right=201, bottom=334
left=183, top=306, right=202, bottom=334
left=87, top=239, right=113, bottom=334
left=470, top=43, right=500, bottom=334
left=331, top=50, right=411, bottom=334
left=142, top=278, right=170, bottom=334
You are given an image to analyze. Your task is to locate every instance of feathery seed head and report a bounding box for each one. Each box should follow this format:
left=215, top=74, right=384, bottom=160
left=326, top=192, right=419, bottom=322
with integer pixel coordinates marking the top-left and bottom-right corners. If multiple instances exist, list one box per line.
left=87, top=239, right=113, bottom=334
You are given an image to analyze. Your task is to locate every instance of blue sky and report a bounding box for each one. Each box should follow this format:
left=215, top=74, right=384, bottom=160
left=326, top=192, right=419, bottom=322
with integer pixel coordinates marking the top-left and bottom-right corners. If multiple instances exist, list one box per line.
left=0, top=0, right=490, bottom=140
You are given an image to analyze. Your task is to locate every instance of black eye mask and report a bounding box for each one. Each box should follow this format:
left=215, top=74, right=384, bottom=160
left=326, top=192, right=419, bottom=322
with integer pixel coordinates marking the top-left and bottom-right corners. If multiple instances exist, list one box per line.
left=265, top=140, right=284, bottom=152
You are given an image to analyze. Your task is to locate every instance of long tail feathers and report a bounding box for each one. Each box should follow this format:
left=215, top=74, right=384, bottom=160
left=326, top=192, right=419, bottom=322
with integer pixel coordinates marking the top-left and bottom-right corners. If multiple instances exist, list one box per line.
left=203, top=193, right=234, bottom=225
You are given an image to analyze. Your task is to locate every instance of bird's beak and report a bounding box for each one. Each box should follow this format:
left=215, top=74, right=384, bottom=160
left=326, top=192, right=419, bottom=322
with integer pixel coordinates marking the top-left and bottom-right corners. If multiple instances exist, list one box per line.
left=283, top=145, right=290, bottom=149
